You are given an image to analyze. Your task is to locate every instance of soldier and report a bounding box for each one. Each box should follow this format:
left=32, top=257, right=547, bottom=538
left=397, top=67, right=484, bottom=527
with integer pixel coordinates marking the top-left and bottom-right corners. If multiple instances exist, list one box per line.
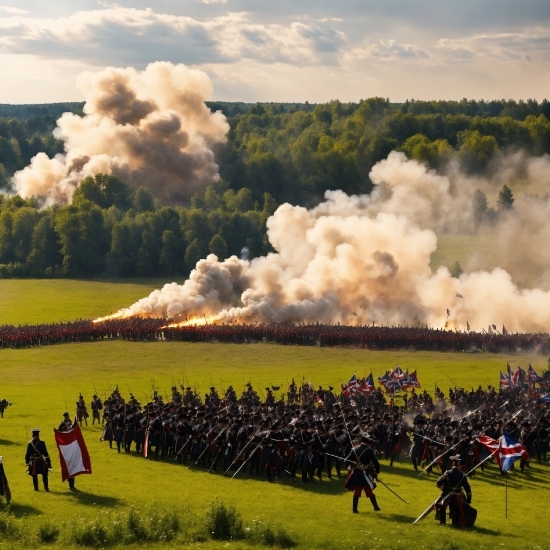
left=435, top=454, right=473, bottom=527
left=0, top=398, right=11, bottom=418
left=90, top=394, right=103, bottom=425
left=0, top=456, right=11, bottom=504
left=76, top=394, right=89, bottom=427
left=344, top=435, right=381, bottom=513
left=25, top=429, right=51, bottom=492
left=58, top=412, right=77, bottom=491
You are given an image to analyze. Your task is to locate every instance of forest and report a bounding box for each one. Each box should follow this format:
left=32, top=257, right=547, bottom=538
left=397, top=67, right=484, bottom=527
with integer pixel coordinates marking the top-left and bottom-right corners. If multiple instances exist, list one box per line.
left=0, top=98, right=549, bottom=278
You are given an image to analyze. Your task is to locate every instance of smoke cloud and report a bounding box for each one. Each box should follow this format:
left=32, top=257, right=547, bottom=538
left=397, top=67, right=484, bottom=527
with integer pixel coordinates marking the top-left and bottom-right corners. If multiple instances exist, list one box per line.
left=11, top=62, right=229, bottom=204
left=102, top=151, right=550, bottom=332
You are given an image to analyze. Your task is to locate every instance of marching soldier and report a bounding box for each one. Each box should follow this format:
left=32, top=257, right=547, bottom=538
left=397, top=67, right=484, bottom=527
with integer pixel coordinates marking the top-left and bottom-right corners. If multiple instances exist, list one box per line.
left=435, top=454, right=474, bottom=527
left=25, top=429, right=51, bottom=492
left=76, top=394, right=89, bottom=426
left=91, top=394, right=103, bottom=425
left=345, top=435, right=381, bottom=513
left=0, top=398, right=11, bottom=418
left=58, top=412, right=77, bottom=491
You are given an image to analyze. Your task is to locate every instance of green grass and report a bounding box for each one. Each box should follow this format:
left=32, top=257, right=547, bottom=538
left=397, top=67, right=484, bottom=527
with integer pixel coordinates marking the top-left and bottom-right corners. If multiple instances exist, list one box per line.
left=0, top=341, right=549, bottom=549
left=0, top=279, right=168, bottom=325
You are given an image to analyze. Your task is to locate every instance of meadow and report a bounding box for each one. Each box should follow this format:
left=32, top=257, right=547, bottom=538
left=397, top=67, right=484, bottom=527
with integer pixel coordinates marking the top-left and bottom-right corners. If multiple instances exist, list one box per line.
left=0, top=340, right=549, bottom=550
left=0, top=278, right=549, bottom=549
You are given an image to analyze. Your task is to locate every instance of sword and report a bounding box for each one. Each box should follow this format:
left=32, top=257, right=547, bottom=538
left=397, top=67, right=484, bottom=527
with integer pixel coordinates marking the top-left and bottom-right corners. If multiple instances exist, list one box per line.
left=413, top=493, right=451, bottom=525
left=376, top=477, right=409, bottom=504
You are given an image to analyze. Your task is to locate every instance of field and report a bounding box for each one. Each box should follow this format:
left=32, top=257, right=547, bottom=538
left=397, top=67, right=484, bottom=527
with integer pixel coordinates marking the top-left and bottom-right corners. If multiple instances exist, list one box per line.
left=0, top=279, right=549, bottom=549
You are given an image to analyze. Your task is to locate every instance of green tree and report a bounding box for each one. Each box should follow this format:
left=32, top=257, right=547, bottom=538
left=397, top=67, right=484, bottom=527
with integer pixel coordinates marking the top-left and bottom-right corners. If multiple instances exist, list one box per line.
left=132, top=186, right=156, bottom=213
left=159, top=229, right=183, bottom=276
left=458, top=130, right=499, bottom=172
left=450, top=261, right=464, bottom=278
left=184, top=238, right=202, bottom=270
left=497, top=185, right=514, bottom=210
left=209, top=234, right=228, bottom=260
left=472, top=189, right=488, bottom=225
left=27, top=214, right=60, bottom=275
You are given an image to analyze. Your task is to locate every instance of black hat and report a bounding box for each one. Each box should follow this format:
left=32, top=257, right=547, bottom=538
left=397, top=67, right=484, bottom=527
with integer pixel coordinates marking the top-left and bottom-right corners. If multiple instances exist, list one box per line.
left=32, top=428, right=41, bottom=435
left=63, top=412, right=70, bottom=417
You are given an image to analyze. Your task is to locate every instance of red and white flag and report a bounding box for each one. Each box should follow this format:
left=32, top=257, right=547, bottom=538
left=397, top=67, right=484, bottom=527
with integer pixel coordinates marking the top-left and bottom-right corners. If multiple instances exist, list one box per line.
left=54, top=425, right=92, bottom=482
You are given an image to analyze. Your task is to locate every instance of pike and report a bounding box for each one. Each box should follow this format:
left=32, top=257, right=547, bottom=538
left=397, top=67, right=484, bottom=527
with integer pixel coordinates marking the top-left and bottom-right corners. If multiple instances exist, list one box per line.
left=413, top=494, right=452, bottom=525
left=224, top=423, right=265, bottom=475
left=189, top=428, right=226, bottom=468
left=418, top=433, right=470, bottom=477
left=232, top=437, right=265, bottom=479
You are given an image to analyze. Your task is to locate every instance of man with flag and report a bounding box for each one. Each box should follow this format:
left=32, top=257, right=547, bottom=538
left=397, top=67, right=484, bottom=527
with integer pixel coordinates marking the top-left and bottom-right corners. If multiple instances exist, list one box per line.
left=54, top=412, right=92, bottom=491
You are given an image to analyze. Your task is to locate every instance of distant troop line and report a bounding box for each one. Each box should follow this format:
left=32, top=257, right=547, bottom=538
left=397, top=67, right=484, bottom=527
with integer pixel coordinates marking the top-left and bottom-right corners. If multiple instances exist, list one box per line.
left=1, top=318, right=549, bottom=353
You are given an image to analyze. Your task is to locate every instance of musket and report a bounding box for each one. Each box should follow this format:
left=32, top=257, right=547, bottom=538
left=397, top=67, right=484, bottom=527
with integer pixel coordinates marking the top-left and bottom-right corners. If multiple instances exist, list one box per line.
left=418, top=434, right=470, bottom=477
left=189, top=428, right=226, bottom=468
left=92, top=379, right=98, bottom=395
left=224, top=425, right=265, bottom=475
left=232, top=437, right=265, bottom=479
left=413, top=493, right=451, bottom=525
left=376, top=478, right=409, bottom=504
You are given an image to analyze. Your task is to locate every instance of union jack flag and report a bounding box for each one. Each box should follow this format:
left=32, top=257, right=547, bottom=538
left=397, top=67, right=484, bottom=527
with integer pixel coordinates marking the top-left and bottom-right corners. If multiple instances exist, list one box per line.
left=359, top=373, right=375, bottom=396
left=499, top=371, right=509, bottom=389
left=478, top=432, right=529, bottom=472
left=342, top=373, right=360, bottom=396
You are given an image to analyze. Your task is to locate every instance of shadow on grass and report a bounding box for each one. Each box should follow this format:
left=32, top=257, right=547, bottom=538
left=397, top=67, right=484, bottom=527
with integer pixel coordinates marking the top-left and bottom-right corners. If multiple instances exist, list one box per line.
left=474, top=526, right=509, bottom=537
left=7, top=502, right=42, bottom=517
left=65, top=490, right=121, bottom=507
left=0, top=438, right=21, bottom=446
left=385, top=513, right=415, bottom=524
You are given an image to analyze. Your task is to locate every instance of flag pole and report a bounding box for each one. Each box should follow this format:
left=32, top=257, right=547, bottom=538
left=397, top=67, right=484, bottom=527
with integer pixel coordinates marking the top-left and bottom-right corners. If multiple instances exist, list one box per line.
left=505, top=471, right=508, bottom=518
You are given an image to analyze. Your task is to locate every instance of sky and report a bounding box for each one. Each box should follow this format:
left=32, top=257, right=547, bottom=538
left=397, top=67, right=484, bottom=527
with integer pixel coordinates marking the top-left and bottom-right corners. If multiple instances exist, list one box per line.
left=0, top=0, right=548, bottom=104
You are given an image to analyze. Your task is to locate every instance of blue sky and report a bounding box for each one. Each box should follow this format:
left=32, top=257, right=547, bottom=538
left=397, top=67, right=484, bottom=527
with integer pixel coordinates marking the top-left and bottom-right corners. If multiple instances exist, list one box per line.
left=0, top=0, right=548, bottom=103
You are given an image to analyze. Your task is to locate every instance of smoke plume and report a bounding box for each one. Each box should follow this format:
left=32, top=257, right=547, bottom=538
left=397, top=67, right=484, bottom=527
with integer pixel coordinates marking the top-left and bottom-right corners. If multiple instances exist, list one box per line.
left=101, top=151, right=550, bottom=332
left=11, top=62, right=229, bottom=204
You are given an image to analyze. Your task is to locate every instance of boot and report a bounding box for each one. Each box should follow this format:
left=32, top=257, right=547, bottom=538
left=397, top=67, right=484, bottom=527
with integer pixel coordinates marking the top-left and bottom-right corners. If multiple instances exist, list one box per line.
left=33, top=476, right=39, bottom=491
left=352, top=496, right=359, bottom=513
left=370, top=496, right=381, bottom=511
left=267, top=469, right=273, bottom=483
left=439, top=509, right=446, bottom=525
left=412, top=458, right=418, bottom=471
left=68, top=477, right=75, bottom=491
left=43, top=476, right=49, bottom=492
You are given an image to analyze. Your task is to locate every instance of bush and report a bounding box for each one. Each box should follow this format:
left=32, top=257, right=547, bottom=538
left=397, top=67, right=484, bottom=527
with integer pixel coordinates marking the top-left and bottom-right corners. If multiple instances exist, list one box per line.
left=248, top=520, right=297, bottom=548
left=204, top=499, right=244, bottom=540
left=72, top=516, right=114, bottom=547
left=37, top=522, right=60, bottom=543
left=0, top=511, right=20, bottom=539
left=126, top=507, right=180, bottom=542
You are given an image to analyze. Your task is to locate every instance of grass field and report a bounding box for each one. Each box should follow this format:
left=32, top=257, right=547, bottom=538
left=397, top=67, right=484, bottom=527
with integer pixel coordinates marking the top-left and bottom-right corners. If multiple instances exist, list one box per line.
left=0, top=341, right=549, bottom=550
left=0, top=279, right=168, bottom=326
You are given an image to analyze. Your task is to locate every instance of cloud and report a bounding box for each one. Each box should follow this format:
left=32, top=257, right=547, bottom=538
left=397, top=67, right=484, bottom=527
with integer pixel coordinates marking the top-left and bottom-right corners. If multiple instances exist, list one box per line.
left=0, top=7, right=347, bottom=66
left=0, top=5, right=27, bottom=15
left=345, top=38, right=429, bottom=62
left=438, top=27, right=550, bottom=61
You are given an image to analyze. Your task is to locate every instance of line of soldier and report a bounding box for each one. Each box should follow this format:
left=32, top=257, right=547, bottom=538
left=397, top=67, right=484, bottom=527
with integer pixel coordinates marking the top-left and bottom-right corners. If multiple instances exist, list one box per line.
left=93, top=381, right=549, bottom=490
left=2, top=317, right=550, bottom=354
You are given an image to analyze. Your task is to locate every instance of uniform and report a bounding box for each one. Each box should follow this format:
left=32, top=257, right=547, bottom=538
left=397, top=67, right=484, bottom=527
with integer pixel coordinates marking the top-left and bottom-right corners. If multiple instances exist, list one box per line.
left=345, top=439, right=381, bottom=513
left=436, top=455, right=474, bottom=527
left=25, top=429, right=51, bottom=491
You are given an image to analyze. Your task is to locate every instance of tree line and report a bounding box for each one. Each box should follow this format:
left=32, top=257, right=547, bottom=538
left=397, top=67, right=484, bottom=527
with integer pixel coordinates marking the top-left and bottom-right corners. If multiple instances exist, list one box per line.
left=0, top=174, right=275, bottom=278
left=0, top=98, right=549, bottom=278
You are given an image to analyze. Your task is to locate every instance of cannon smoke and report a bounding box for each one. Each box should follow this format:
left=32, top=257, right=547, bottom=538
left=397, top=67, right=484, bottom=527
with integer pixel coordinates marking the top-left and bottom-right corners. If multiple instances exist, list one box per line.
left=98, top=151, right=550, bottom=332
left=11, top=62, right=229, bottom=204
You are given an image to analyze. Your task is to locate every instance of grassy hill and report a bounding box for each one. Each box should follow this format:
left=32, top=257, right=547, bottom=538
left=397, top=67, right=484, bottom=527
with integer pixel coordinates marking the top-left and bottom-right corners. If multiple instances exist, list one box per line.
left=0, top=341, right=548, bottom=549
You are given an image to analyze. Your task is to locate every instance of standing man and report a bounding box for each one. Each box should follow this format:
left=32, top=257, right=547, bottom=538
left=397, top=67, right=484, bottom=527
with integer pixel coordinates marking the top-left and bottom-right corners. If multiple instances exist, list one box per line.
left=0, top=456, right=11, bottom=504
left=344, top=435, right=381, bottom=514
left=90, top=395, right=102, bottom=426
left=25, top=429, right=51, bottom=492
left=58, top=413, right=77, bottom=491
left=435, top=454, right=473, bottom=527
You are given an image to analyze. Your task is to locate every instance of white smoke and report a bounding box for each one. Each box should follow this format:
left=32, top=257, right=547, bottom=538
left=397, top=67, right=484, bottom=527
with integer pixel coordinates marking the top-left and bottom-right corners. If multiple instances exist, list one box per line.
left=11, top=62, right=229, bottom=204
left=105, top=151, right=550, bottom=332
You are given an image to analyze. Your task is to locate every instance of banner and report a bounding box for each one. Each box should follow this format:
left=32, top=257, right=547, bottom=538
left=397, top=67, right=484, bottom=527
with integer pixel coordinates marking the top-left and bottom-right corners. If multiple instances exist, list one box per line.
left=54, top=425, right=92, bottom=482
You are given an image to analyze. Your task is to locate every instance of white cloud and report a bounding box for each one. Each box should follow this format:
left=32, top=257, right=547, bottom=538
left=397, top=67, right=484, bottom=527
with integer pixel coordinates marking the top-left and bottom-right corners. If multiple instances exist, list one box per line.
left=345, top=38, right=429, bottom=62
left=0, top=4, right=27, bottom=14
left=0, top=7, right=346, bottom=66
left=438, top=27, right=550, bottom=61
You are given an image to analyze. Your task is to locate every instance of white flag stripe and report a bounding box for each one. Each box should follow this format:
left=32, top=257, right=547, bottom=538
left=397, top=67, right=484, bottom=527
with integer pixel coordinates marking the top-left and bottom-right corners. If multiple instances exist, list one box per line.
left=59, top=440, right=86, bottom=476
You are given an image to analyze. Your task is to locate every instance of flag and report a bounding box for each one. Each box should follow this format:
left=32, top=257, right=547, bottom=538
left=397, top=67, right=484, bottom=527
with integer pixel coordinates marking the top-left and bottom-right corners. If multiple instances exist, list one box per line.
left=502, top=325, right=508, bottom=335
left=456, top=293, right=463, bottom=298
left=528, top=365, right=546, bottom=384
left=499, top=371, right=509, bottom=389
left=498, top=432, right=529, bottom=473
left=478, top=433, right=530, bottom=472
left=507, top=363, right=513, bottom=388
left=53, top=425, right=92, bottom=482
left=538, top=394, right=550, bottom=403
left=376, top=371, right=391, bottom=387
left=342, top=373, right=360, bottom=396
left=359, top=373, right=375, bottom=395
left=512, top=367, right=527, bottom=389
left=390, top=365, right=405, bottom=379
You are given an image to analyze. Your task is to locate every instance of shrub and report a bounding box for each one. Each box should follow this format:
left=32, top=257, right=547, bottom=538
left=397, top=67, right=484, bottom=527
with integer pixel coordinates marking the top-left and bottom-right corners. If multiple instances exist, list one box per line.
left=72, top=517, right=113, bottom=547
left=0, top=511, right=20, bottom=539
left=126, top=508, right=148, bottom=540
left=204, top=499, right=244, bottom=540
left=37, top=522, right=60, bottom=543
left=126, top=507, right=181, bottom=542
left=249, top=520, right=297, bottom=548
